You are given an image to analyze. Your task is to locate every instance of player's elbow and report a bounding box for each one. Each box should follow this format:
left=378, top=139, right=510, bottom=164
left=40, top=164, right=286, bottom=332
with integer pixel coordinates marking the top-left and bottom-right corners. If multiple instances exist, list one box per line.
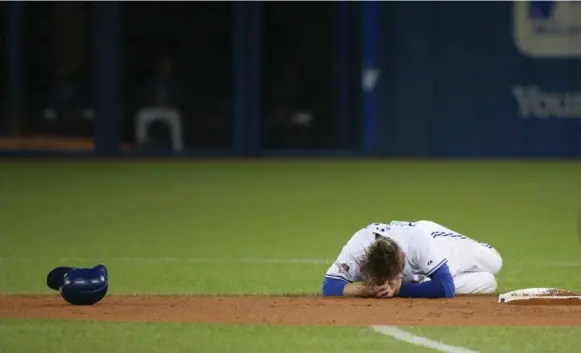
left=430, top=263, right=455, bottom=298
left=321, top=277, right=347, bottom=296
left=442, top=277, right=455, bottom=298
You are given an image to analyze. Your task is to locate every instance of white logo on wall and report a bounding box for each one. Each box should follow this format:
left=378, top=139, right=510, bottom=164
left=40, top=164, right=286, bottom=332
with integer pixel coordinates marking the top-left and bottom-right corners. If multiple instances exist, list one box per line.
left=512, top=85, right=581, bottom=119
left=513, top=1, right=581, bottom=57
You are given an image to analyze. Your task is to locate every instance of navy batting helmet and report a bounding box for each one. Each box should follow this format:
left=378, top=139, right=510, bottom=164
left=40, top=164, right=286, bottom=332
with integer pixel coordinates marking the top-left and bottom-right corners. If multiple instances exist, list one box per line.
left=46, top=264, right=109, bottom=305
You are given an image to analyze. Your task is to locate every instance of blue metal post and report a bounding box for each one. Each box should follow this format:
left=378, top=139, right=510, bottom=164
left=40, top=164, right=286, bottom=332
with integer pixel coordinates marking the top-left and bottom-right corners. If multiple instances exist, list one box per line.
left=7, top=1, right=24, bottom=136
left=337, top=1, right=350, bottom=149
left=232, top=2, right=262, bottom=156
left=247, top=2, right=262, bottom=156
left=361, top=1, right=380, bottom=155
left=232, top=3, right=245, bottom=155
left=94, top=2, right=121, bottom=156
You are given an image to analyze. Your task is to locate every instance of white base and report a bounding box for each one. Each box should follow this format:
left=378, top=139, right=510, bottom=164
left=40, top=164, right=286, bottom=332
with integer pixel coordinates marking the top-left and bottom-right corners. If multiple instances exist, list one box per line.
left=498, top=287, right=581, bottom=304
left=499, top=295, right=581, bottom=304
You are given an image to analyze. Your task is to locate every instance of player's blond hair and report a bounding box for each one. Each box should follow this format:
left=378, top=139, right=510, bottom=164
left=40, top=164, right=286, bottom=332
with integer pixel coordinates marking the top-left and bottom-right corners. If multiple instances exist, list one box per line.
left=360, top=237, right=404, bottom=286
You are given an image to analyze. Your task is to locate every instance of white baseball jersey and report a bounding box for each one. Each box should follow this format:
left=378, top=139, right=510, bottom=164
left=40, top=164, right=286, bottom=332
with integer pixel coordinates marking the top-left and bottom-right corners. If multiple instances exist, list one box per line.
left=325, top=220, right=499, bottom=284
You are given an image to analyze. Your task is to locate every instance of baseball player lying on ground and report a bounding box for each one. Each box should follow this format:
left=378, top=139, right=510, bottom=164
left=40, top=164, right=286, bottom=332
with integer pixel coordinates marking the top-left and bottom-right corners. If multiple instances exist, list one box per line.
left=322, top=220, right=502, bottom=298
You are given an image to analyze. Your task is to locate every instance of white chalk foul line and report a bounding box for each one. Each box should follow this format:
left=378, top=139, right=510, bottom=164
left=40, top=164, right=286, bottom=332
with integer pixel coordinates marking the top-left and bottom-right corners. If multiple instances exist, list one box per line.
left=372, top=326, right=480, bottom=353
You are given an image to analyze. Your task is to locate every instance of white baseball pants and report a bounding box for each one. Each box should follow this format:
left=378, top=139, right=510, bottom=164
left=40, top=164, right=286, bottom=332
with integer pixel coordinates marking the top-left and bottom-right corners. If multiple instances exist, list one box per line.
left=415, top=220, right=503, bottom=294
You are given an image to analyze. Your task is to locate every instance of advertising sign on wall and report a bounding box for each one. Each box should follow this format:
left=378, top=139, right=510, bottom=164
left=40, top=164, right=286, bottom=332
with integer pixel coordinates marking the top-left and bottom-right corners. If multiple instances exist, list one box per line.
left=378, top=1, right=581, bottom=157
left=513, top=1, right=581, bottom=58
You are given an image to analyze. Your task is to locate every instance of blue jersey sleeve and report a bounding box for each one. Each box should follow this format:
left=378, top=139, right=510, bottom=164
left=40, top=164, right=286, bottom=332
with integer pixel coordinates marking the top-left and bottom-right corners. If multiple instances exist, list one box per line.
left=398, top=263, right=455, bottom=298
left=322, top=276, right=348, bottom=296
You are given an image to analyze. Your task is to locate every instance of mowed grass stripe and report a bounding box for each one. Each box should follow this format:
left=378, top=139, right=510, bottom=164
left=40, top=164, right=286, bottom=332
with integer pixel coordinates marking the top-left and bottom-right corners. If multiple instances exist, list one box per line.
left=0, top=256, right=579, bottom=267
left=406, top=326, right=581, bottom=353
left=0, top=319, right=436, bottom=353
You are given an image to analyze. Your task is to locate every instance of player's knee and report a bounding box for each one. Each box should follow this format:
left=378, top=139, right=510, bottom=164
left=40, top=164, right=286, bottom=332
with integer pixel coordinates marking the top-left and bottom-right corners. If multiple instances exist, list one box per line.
left=454, top=271, right=497, bottom=294
left=478, top=272, right=497, bottom=294
left=490, top=248, right=503, bottom=275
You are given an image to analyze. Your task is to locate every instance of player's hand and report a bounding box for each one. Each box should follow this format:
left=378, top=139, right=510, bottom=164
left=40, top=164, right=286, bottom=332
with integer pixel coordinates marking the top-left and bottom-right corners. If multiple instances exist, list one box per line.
left=370, top=279, right=395, bottom=298
left=361, top=282, right=390, bottom=298
left=388, top=275, right=403, bottom=296
left=375, top=281, right=395, bottom=298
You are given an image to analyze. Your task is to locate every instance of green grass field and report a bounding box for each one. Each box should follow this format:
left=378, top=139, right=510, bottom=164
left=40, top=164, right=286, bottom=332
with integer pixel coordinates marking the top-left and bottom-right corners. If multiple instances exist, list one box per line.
left=0, top=160, right=580, bottom=353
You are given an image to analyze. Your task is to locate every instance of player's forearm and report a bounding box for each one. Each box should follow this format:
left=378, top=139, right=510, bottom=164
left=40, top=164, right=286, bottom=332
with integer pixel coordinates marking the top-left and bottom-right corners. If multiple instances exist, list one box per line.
left=322, top=277, right=374, bottom=297
left=342, top=282, right=375, bottom=297
left=398, top=280, right=453, bottom=298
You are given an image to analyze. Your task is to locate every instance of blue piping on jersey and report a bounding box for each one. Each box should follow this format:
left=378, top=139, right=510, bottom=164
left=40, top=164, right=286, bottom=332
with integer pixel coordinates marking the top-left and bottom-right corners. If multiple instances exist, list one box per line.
left=425, top=258, right=448, bottom=277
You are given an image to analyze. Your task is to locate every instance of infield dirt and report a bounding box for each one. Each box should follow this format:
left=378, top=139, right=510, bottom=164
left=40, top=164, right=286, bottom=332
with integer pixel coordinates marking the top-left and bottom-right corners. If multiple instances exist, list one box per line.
left=0, top=295, right=580, bottom=326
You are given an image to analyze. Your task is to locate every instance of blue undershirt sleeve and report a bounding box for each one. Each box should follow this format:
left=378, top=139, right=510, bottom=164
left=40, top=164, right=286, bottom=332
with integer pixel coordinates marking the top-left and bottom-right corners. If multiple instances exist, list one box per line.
left=322, top=276, right=348, bottom=296
left=398, top=263, right=455, bottom=298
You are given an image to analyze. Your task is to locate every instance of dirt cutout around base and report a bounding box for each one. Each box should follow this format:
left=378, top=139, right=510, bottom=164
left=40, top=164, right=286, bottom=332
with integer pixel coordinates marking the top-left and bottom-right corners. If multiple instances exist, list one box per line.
left=1, top=295, right=580, bottom=326
left=505, top=297, right=581, bottom=306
